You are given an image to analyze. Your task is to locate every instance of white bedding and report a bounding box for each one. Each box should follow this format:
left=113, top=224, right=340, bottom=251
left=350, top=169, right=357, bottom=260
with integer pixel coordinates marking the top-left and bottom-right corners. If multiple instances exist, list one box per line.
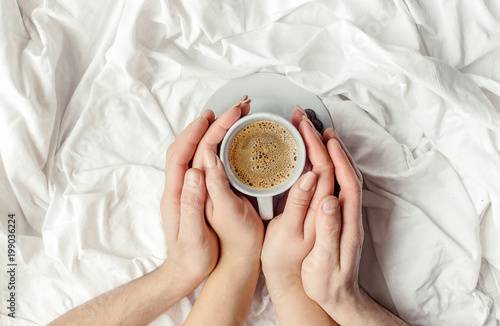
left=1, top=0, right=500, bottom=325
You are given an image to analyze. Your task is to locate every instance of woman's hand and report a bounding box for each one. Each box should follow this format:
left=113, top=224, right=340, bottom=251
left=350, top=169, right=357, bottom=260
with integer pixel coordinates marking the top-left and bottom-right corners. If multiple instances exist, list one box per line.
left=203, top=149, right=264, bottom=263
left=261, top=171, right=318, bottom=287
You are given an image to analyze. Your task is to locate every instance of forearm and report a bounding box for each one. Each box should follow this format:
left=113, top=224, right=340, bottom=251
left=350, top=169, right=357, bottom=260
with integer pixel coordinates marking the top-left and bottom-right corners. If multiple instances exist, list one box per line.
left=50, top=263, right=196, bottom=326
left=266, top=277, right=338, bottom=326
left=184, top=256, right=261, bottom=326
left=324, top=288, right=409, bottom=326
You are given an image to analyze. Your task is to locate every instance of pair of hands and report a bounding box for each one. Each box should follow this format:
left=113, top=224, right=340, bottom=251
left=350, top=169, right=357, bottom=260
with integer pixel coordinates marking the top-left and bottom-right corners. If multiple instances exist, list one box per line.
left=159, top=98, right=263, bottom=292
left=261, top=107, right=365, bottom=325
left=50, top=98, right=405, bottom=326
left=159, top=98, right=365, bottom=323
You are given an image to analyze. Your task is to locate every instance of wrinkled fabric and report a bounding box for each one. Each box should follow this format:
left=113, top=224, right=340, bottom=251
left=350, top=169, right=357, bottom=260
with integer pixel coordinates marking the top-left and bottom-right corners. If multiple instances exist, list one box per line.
left=0, top=0, right=499, bottom=325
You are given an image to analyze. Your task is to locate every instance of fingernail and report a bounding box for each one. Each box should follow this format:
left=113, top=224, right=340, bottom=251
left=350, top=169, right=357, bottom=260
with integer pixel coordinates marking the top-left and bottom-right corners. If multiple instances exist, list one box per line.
left=203, top=149, right=217, bottom=168
left=322, top=198, right=339, bottom=215
left=296, top=104, right=307, bottom=117
left=302, top=116, right=316, bottom=130
left=299, top=171, right=317, bottom=191
left=186, top=170, right=201, bottom=187
left=201, top=109, right=212, bottom=119
left=237, top=96, right=251, bottom=107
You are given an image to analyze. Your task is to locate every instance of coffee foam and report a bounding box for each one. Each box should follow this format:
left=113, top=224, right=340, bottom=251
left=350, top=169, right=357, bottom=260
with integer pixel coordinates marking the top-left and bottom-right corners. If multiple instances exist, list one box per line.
left=229, top=120, right=298, bottom=190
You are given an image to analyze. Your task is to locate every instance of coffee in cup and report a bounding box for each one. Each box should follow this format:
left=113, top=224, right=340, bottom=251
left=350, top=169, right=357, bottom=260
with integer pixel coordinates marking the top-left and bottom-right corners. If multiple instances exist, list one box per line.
left=220, top=113, right=306, bottom=220
left=228, top=120, right=299, bottom=190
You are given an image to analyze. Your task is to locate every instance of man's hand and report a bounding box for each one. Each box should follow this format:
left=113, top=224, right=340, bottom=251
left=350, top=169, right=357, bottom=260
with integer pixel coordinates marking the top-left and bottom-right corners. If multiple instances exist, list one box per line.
left=49, top=106, right=248, bottom=326
left=160, top=112, right=219, bottom=288
left=301, top=129, right=408, bottom=326
left=301, top=130, right=364, bottom=309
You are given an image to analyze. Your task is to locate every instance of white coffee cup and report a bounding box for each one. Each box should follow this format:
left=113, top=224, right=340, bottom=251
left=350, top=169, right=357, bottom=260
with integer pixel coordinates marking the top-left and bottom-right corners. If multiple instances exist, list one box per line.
left=220, top=112, right=306, bottom=220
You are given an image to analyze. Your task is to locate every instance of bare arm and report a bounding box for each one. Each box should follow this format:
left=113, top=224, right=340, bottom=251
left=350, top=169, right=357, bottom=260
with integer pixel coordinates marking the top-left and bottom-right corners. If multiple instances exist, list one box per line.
left=50, top=111, right=222, bottom=326
left=184, top=256, right=261, bottom=326
left=50, top=100, right=252, bottom=326
left=49, top=264, right=196, bottom=326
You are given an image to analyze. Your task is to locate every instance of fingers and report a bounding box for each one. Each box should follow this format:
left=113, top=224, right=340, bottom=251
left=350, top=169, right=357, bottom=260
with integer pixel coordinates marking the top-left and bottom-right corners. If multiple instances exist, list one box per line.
left=280, top=171, right=317, bottom=236
left=201, top=109, right=215, bottom=124
left=326, top=139, right=363, bottom=268
left=312, top=196, right=342, bottom=266
left=179, top=169, right=207, bottom=240
left=323, top=128, right=362, bottom=182
left=164, top=116, right=210, bottom=197
left=191, top=106, right=241, bottom=170
left=238, top=95, right=251, bottom=117
left=291, top=105, right=305, bottom=129
left=203, top=149, right=238, bottom=214
left=299, top=119, right=335, bottom=213
left=292, top=105, right=322, bottom=139
left=162, top=116, right=210, bottom=236
left=192, top=96, right=251, bottom=169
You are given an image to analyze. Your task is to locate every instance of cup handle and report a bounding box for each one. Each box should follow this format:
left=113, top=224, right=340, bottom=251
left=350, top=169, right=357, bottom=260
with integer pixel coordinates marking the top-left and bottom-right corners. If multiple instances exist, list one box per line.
left=257, top=196, right=274, bottom=220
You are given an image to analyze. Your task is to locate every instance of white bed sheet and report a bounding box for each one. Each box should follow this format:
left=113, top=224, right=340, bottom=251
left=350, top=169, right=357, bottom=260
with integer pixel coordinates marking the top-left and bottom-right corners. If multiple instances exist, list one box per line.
left=1, top=0, right=500, bottom=325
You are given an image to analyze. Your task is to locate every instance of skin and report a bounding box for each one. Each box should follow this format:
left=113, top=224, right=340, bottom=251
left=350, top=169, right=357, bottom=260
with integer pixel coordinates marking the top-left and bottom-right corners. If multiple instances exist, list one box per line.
left=185, top=95, right=264, bottom=325
left=299, top=128, right=409, bottom=326
left=263, top=107, right=408, bottom=326
left=50, top=100, right=409, bottom=326
left=261, top=110, right=338, bottom=326
left=49, top=99, right=251, bottom=326
left=184, top=149, right=264, bottom=326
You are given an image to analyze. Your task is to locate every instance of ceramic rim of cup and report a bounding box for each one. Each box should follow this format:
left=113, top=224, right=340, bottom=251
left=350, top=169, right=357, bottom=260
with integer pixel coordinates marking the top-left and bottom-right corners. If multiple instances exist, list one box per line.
left=220, top=112, right=306, bottom=198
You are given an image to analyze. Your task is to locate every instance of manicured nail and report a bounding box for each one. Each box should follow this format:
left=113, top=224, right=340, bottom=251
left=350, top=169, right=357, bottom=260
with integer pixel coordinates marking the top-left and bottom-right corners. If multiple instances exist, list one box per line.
left=203, top=149, right=217, bottom=168
left=296, top=104, right=307, bottom=117
left=322, top=198, right=339, bottom=215
left=186, top=170, right=201, bottom=187
left=237, top=96, right=251, bottom=107
left=299, top=171, right=317, bottom=191
left=302, top=116, right=316, bottom=130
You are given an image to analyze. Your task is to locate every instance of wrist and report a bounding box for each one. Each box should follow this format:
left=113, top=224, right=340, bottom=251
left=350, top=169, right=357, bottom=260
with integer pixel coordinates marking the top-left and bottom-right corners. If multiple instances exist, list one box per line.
left=220, top=244, right=263, bottom=267
left=264, top=268, right=302, bottom=292
left=218, top=252, right=261, bottom=274
left=322, top=287, right=393, bottom=326
left=160, top=260, right=204, bottom=295
left=318, top=284, right=361, bottom=316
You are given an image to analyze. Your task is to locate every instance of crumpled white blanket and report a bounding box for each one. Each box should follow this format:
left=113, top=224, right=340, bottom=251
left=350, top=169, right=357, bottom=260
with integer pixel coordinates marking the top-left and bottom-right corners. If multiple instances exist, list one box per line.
left=1, top=0, right=499, bottom=325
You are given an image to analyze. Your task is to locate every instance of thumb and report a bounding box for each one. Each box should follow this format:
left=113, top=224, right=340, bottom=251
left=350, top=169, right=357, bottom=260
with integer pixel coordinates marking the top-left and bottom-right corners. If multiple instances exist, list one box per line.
left=179, top=168, right=206, bottom=238
left=203, top=149, right=237, bottom=206
left=312, top=196, right=342, bottom=264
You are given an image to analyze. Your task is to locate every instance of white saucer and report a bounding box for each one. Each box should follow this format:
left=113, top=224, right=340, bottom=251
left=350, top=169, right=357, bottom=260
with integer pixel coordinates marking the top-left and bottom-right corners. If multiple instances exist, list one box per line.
left=203, top=73, right=333, bottom=132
